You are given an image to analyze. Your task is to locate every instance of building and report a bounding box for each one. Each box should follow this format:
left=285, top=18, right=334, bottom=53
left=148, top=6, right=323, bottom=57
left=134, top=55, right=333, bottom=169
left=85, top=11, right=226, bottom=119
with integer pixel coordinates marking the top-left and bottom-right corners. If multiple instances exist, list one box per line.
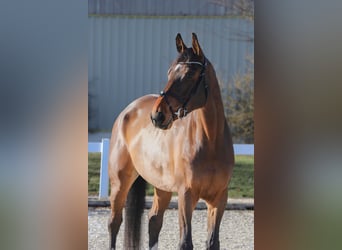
left=88, top=0, right=254, bottom=130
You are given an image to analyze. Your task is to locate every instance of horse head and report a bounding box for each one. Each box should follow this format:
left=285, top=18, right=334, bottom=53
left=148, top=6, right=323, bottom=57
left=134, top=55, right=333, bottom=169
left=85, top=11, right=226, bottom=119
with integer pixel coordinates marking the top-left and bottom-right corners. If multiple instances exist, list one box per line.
left=151, top=33, right=209, bottom=129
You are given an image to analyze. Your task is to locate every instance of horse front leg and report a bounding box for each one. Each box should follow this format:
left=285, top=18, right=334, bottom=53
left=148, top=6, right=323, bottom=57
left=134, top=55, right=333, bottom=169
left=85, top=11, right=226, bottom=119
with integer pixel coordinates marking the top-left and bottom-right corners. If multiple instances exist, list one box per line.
left=148, top=188, right=172, bottom=249
left=177, top=189, right=197, bottom=250
left=205, top=189, right=228, bottom=250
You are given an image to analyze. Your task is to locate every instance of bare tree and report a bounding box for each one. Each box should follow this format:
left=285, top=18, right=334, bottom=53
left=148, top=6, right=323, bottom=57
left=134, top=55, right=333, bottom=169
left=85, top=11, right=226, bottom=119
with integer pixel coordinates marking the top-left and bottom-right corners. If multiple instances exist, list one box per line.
left=223, top=55, right=254, bottom=143
left=210, top=0, right=254, bottom=20
left=211, top=0, right=254, bottom=143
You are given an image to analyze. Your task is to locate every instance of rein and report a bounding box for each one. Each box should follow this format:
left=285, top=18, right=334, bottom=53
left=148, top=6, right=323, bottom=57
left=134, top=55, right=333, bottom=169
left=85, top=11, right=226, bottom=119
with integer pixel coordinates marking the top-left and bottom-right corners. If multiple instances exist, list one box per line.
left=160, top=58, right=208, bottom=119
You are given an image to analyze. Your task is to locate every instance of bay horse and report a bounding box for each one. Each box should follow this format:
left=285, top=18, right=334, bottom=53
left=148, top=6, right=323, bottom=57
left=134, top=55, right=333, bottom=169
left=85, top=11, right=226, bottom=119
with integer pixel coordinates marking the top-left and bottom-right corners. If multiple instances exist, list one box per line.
left=108, top=33, right=234, bottom=250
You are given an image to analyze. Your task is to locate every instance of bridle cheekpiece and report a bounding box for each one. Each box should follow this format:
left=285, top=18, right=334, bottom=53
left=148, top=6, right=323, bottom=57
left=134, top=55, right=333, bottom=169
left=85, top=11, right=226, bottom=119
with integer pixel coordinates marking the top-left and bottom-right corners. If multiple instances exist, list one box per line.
left=160, top=57, right=208, bottom=120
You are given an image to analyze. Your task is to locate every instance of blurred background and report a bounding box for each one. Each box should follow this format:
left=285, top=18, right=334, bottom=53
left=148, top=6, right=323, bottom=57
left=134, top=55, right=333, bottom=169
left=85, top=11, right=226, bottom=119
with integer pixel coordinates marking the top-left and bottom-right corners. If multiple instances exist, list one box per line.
left=1, top=0, right=342, bottom=249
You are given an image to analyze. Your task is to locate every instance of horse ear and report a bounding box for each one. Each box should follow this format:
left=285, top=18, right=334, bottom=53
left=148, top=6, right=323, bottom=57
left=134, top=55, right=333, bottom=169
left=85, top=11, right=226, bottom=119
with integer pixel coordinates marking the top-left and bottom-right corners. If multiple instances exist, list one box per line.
left=192, top=33, right=203, bottom=57
left=176, top=33, right=187, bottom=53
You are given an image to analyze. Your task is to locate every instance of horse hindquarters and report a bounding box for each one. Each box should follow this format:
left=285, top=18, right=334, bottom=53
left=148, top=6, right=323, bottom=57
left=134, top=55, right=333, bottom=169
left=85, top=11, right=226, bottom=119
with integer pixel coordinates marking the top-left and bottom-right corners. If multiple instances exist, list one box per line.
left=108, top=136, right=140, bottom=249
left=108, top=176, right=147, bottom=250
left=108, top=170, right=137, bottom=249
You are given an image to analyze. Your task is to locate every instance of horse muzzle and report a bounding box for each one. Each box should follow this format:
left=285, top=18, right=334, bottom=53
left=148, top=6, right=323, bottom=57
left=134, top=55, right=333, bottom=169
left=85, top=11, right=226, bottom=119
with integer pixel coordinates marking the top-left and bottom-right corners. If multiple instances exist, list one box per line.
left=150, top=112, right=173, bottom=130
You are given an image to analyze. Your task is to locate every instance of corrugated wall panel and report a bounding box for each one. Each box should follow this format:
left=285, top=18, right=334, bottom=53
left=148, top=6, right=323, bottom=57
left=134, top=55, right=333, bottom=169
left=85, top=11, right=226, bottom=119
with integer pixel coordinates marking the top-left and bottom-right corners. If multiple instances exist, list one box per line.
left=88, top=0, right=239, bottom=16
left=89, top=16, right=253, bottom=129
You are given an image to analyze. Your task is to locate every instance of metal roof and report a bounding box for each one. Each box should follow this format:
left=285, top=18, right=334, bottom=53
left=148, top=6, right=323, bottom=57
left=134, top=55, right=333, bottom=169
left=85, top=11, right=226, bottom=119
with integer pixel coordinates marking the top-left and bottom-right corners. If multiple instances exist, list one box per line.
left=89, top=0, right=240, bottom=16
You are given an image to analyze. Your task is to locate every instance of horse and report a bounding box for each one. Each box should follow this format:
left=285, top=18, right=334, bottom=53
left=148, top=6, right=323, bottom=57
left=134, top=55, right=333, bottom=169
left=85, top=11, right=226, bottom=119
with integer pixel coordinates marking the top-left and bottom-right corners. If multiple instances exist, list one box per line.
left=107, top=33, right=234, bottom=250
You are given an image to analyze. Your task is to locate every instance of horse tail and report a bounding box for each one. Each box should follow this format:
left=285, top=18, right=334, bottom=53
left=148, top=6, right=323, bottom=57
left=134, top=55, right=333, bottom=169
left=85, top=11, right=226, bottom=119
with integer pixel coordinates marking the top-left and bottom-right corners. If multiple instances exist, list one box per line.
left=124, top=176, right=146, bottom=249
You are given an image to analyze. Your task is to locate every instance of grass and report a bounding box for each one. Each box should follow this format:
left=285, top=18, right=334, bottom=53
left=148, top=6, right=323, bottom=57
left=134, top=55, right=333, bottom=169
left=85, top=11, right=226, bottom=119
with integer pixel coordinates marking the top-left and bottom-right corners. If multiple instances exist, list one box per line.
left=88, top=153, right=101, bottom=194
left=88, top=153, right=254, bottom=198
left=228, top=155, right=254, bottom=198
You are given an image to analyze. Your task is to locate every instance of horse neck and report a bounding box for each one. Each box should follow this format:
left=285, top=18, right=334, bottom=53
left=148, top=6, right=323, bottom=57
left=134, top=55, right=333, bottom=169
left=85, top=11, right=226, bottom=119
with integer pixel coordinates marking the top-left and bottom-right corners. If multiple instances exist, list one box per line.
left=193, top=64, right=226, bottom=145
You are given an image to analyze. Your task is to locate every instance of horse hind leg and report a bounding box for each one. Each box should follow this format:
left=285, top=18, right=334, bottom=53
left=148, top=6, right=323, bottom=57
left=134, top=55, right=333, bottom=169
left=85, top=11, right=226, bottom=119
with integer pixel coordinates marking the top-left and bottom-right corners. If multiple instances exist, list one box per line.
left=108, top=146, right=138, bottom=250
left=148, top=188, right=172, bottom=250
left=205, top=189, right=228, bottom=250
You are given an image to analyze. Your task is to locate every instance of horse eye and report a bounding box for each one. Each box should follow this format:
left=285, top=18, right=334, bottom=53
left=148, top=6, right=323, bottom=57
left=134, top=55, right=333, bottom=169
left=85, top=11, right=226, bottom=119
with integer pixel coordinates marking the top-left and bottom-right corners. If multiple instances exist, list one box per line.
left=186, top=71, right=195, bottom=79
left=183, top=73, right=191, bottom=79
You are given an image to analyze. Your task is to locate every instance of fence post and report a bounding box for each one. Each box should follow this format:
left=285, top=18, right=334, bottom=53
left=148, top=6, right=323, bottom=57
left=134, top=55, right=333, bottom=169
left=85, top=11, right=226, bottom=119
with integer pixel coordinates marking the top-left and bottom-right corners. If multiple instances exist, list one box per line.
left=233, top=144, right=254, bottom=155
left=99, top=138, right=110, bottom=198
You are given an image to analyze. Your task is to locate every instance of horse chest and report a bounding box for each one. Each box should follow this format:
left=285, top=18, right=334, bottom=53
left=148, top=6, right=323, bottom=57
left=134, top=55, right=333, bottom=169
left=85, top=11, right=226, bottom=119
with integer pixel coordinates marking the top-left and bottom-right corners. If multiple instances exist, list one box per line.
left=128, top=126, right=231, bottom=192
left=129, top=136, right=198, bottom=192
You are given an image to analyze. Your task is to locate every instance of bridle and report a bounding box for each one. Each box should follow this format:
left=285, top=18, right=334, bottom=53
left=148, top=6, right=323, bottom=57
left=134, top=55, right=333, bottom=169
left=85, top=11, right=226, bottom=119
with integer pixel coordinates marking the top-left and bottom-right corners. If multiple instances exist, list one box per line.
left=160, top=57, right=208, bottom=120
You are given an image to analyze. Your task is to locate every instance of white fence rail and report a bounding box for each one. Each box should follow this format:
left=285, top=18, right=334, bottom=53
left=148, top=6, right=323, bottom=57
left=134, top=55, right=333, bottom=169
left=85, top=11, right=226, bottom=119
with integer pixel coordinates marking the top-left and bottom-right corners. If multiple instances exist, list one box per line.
left=88, top=139, right=110, bottom=199
left=89, top=138, right=254, bottom=198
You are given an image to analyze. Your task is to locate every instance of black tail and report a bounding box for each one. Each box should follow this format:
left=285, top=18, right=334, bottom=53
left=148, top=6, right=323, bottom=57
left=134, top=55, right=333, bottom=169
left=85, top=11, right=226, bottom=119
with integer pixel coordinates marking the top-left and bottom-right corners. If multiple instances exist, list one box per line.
left=124, top=176, right=146, bottom=249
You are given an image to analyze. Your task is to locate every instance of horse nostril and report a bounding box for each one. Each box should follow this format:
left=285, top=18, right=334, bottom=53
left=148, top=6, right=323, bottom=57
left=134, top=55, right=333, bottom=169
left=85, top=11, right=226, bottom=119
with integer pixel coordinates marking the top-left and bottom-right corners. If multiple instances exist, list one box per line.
left=151, top=111, right=165, bottom=126
left=151, top=112, right=165, bottom=126
left=156, top=112, right=165, bottom=123
left=150, top=115, right=156, bottom=126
